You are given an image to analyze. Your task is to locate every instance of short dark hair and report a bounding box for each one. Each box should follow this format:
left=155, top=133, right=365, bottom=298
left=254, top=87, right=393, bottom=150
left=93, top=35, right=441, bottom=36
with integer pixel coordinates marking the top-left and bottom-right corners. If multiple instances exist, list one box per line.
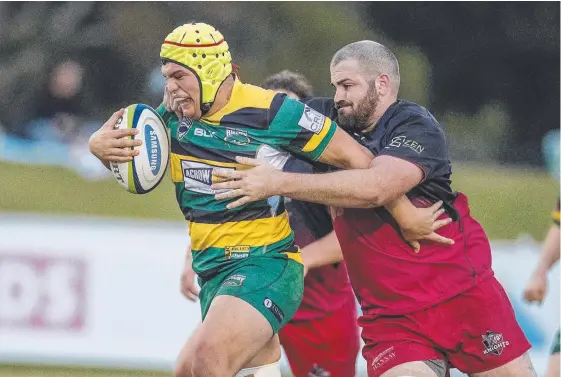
left=331, top=40, right=400, bottom=93
left=261, top=70, right=313, bottom=99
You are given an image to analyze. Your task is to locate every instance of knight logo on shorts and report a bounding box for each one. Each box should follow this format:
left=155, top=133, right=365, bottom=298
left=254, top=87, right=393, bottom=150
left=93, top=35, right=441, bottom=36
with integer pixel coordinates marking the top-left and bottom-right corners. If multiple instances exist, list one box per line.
left=309, top=364, right=331, bottom=377
left=263, top=297, right=284, bottom=323
left=482, top=330, right=510, bottom=356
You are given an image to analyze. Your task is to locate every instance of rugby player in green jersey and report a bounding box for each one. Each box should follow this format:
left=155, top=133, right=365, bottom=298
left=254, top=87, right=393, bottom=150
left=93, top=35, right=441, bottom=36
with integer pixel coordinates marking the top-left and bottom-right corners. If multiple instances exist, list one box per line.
left=89, top=22, right=452, bottom=377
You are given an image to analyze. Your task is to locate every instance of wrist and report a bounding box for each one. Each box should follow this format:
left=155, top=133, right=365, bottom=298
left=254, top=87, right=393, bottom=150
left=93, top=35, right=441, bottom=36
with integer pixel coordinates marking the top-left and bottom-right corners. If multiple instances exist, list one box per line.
left=271, top=171, right=288, bottom=197
left=533, top=267, right=548, bottom=278
left=300, top=249, right=316, bottom=271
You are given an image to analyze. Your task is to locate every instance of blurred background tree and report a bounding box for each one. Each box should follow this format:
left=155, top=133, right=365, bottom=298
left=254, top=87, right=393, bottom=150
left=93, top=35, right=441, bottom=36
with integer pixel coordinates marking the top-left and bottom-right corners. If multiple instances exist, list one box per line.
left=0, top=2, right=557, bottom=167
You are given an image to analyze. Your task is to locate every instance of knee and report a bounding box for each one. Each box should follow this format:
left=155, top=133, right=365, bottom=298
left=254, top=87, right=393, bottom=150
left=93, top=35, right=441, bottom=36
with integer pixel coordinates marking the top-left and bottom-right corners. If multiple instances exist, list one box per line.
left=190, top=340, right=225, bottom=377
left=174, top=356, right=192, bottom=377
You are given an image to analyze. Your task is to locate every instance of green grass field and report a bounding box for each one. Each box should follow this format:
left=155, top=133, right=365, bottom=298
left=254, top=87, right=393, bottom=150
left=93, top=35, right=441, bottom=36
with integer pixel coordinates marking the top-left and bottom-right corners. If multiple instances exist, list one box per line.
left=0, top=161, right=558, bottom=240
left=0, top=365, right=170, bottom=377
left=0, top=162, right=557, bottom=375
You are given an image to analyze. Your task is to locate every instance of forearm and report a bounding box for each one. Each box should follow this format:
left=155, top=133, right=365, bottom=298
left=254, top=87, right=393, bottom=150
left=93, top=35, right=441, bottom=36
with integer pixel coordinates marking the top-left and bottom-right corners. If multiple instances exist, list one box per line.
left=533, top=226, right=560, bottom=276
left=385, top=195, right=419, bottom=227
left=275, top=169, right=383, bottom=208
left=301, top=231, right=343, bottom=270
left=185, top=244, right=193, bottom=263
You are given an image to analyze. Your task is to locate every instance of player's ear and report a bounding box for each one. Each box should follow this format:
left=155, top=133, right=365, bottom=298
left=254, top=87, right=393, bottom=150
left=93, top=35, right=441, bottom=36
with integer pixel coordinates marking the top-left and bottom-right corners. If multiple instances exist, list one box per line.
left=376, top=74, right=391, bottom=96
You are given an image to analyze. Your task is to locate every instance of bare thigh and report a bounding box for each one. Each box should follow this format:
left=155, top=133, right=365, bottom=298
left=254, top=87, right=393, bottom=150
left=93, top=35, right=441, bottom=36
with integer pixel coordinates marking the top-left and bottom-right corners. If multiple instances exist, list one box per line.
left=546, top=353, right=560, bottom=377
left=380, top=361, right=440, bottom=377
left=469, top=352, right=536, bottom=377
left=175, top=325, right=203, bottom=377
left=190, top=294, right=279, bottom=376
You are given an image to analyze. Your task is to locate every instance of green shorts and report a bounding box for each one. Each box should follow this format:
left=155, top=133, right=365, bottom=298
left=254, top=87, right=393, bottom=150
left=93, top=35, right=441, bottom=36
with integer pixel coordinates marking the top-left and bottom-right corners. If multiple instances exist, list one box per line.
left=198, top=253, right=304, bottom=334
left=552, top=328, right=560, bottom=355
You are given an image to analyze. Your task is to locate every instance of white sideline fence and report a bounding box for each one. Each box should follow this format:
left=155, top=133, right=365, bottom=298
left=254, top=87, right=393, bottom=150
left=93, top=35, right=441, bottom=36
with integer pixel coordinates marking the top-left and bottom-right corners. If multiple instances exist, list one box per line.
left=0, top=213, right=558, bottom=376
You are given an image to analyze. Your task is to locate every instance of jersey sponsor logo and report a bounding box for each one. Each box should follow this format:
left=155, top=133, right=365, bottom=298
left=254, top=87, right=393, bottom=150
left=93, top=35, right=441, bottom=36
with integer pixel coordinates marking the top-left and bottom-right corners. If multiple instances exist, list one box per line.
left=482, top=330, right=510, bottom=356
left=181, top=160, right=233, bottom=194
left=194, top=128, right=216, bottom=138
left=145, top=125, right=161, bottom=175
left=178, top=117, right=193, bottom=139
left=184, top=168, right=213, bottom=185
left=222, top=274, right=246, bottom=287
left=225, top=245, right=250, bottom=260
left=387, top=135, right=425, bottom=154
left=263, top=297, right=284, bottom=323
left=298, top=105, right=325, bottom=135
left=371, top=346, right=396, bottom=371
left=224, top=128, right=250, bottom=146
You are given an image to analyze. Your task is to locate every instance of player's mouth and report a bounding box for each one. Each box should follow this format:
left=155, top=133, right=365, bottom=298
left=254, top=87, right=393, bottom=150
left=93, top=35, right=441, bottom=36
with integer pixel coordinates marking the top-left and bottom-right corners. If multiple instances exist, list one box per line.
left=174, top=98, right=193, bottom=115
left=337, top=106, right=353, bottom=115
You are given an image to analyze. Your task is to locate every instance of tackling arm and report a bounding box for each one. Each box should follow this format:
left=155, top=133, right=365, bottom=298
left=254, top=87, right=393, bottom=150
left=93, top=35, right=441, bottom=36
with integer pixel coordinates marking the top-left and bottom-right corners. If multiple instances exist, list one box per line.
left=274, top=155, right=423, bottom=208
left=301, top=231, right=343, bottom=274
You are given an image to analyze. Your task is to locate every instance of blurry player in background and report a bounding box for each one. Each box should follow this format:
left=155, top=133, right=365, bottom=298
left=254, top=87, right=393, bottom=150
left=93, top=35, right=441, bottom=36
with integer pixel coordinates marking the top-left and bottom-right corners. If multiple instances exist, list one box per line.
left=524, top=199, right=560, bottom=377
left=89, top=23, right=451, bottom=377
left=262, top=70, right=360, bottom=377
left=213, top=40, right=536, bottom=377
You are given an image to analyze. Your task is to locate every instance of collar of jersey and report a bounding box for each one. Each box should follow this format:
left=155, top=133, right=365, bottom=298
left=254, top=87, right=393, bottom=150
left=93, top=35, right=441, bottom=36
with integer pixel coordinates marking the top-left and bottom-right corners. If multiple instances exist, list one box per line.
left=201, top=75, right=243, bottom=124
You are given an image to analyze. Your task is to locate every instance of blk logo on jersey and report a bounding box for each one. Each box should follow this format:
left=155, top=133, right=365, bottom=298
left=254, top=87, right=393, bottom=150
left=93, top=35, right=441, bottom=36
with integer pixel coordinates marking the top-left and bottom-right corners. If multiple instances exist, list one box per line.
left=194, top=128, right=215, bottom=138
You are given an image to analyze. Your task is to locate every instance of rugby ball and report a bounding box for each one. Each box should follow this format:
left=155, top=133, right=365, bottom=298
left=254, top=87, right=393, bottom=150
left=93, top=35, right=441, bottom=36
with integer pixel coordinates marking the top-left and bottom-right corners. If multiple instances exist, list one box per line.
left=110, top=104, right=169, bottom=194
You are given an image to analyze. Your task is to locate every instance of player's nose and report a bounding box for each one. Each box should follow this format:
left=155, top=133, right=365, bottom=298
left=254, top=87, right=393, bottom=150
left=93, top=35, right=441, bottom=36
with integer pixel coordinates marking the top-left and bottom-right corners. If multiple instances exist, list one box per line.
left=334, top=88, right=346, bottom=104
left=166, top=80, right=179, bottom=92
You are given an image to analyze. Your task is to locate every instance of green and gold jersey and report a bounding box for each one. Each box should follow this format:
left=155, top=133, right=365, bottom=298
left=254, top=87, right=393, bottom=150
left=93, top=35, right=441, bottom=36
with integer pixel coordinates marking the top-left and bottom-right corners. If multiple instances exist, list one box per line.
left=157, top=78, right=337, bottom=277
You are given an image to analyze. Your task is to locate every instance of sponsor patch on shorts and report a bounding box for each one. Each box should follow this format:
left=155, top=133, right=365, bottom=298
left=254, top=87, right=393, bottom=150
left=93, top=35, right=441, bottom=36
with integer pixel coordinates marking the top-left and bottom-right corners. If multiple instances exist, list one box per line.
left=263, top=297, right=284, bottom=323
left=222, top=274, right=246, bottom=287
left=371, top=346, right=396, bottom=371
left=225, top=245, right=250, bottom=260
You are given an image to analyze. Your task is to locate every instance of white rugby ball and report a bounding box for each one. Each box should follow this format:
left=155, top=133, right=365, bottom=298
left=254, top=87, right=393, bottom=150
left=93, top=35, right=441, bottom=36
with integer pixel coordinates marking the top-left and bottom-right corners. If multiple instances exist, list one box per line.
left=110, top=104, right=169, bottom=194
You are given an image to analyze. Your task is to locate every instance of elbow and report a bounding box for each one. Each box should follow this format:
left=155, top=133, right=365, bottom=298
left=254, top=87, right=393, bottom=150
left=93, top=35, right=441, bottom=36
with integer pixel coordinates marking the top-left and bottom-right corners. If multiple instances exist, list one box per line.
left=355, top=187, right=383, bottom=208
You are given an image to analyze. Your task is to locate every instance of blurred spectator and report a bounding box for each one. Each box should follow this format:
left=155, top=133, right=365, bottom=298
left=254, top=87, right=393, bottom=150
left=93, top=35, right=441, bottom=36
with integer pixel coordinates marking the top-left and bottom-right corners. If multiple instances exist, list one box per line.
left=146, top=65, right=167, bottom=106
left=0, top=59, right=108, bottom=180
left=542, top=129, right=560, bottom=181
left=22, top=60, right=89, bottom=143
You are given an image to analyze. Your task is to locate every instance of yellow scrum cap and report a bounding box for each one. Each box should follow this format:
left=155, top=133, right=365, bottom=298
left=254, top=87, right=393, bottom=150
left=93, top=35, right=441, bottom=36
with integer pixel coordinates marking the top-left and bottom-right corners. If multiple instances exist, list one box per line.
left=160, top=23, right=232, bottom=114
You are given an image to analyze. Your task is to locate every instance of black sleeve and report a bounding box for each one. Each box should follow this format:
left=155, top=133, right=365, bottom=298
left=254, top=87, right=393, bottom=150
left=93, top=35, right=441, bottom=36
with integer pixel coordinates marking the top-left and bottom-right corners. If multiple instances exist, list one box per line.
left=379, top=116, right=449, bottom=182
left=301, top=97, right=337, bottom=120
